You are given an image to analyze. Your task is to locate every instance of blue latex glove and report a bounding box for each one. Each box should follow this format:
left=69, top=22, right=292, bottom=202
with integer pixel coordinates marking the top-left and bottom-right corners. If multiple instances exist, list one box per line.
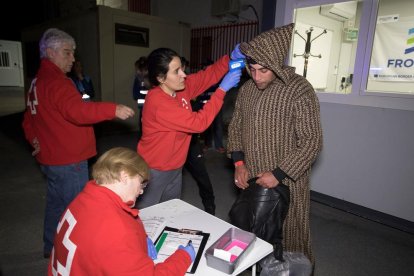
left=219, top=69, right=242, bottom=92
left=231, top=43, right=245, bottom=60
left=146, top=237, right=158, bottom=260
left=178, top=243, right=196, bottom=262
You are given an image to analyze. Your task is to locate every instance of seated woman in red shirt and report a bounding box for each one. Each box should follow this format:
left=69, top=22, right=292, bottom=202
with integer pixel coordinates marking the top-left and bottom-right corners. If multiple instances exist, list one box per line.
left=48, top=147, right=194, bottom=275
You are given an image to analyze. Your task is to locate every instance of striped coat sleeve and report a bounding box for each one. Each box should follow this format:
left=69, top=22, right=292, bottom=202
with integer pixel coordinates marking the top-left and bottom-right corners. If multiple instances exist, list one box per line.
left=278, top=83, right=323, bottom=181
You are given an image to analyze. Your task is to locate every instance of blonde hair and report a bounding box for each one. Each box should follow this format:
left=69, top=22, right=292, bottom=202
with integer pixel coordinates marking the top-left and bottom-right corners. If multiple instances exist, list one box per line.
left=92, top=147, right=149, bottom=185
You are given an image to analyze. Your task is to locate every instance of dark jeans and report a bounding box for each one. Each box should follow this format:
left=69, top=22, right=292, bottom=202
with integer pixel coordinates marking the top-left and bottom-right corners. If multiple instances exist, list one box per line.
left=204, top=109, right=224, bottom=149
left=136, top=167, right=182, bottom=209
left=184, top=135, right=216, bottom=214
left=138, top=106, right=144, bottom=136
left=40, top=161, right=89, bottom=254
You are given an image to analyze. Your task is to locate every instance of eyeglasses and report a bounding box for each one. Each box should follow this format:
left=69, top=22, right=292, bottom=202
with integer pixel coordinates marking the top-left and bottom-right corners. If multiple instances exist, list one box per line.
left=141, top=180, right=149, bottom=189
left=137, top=173, right=149, bottom=189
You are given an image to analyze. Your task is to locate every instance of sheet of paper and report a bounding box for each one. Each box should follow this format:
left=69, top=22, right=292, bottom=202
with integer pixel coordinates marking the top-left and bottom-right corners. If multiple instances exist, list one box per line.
left=214, top=248, right=232, bottom=262
left=154, top=230, right=205, bottom=273
left=141, top=216, right=167, bottom=241
left=227, top=245, right=244, bottom=256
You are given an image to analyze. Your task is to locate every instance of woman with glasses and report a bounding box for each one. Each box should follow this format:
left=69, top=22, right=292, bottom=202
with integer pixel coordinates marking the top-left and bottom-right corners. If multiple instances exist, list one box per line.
left=48, top=147, right=195, bottom=275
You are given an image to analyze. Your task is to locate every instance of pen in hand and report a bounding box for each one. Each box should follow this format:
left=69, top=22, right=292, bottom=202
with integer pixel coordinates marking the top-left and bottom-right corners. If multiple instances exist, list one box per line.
left=179, top=239, right=196, bottom=262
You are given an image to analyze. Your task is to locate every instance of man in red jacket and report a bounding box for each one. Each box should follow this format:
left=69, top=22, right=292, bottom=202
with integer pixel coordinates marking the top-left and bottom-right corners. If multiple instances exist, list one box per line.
left=22, top=28, right=134, bottom=258
left=48, top=147, right=195, bottom=275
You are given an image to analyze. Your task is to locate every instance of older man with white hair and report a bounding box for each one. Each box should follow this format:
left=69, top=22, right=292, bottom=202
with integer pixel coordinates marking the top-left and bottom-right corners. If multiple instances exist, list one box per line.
left=22, top=28, right=135, bottom=258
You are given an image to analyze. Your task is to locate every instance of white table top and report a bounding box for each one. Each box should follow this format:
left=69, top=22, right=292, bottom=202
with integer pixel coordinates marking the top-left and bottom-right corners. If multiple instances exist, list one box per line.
left=140, top=199, right=273, bottom=276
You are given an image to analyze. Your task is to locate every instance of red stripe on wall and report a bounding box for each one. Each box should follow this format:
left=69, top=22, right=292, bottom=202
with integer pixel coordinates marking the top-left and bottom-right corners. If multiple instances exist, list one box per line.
left=128, top=0, right=150, bottom=14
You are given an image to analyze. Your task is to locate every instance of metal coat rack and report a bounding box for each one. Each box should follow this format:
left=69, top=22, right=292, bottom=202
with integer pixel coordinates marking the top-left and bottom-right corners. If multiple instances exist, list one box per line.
left=293, top=27, right=327, bottom=78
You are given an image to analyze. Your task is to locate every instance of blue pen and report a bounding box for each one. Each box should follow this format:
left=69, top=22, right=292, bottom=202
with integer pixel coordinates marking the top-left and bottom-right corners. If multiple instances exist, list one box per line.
left=187, top=240, right=192, bottom=246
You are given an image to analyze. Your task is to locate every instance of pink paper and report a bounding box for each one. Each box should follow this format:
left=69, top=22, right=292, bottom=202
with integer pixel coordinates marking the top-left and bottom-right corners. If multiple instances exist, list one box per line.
left=224, top=240, right=248, bottom=262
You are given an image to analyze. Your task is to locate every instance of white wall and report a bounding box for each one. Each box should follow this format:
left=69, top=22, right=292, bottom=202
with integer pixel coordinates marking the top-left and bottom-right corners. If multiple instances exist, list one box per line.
left=313, top=103, right=414, bottom=221
left=98, top=5, right=191, bottom=131
left=292, top=4, right=360, bottom=93
left=292, top=8, right=342, bottom=91
left=0, top=40, right=24, bottom=87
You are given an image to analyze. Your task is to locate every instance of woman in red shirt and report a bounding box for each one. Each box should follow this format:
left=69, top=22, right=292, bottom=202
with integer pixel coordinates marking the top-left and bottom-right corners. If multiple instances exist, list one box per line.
left=48, top=147, right=195, bottom=275
left=136, top=46, right=245, bottom=209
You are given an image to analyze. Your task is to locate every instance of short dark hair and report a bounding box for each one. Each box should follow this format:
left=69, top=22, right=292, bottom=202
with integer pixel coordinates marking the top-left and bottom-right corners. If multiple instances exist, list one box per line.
left=246, top=56, right=258, bottom=65
left=147, top=48, right=179, bottom=86
left=180, top=56, right=189, bottom=67
left=135, top=56, right=147, bottom=70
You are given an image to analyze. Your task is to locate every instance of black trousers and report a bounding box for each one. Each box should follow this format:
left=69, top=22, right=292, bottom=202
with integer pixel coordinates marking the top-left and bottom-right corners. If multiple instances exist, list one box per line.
left=184, top=135, right=216, bottom=214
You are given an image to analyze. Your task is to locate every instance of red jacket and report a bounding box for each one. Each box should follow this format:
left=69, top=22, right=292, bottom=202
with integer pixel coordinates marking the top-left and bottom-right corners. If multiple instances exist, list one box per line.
left=137, top=55, right=229, bottom=170
left=48, top=181, right=191, bottom=275
left=22, top=59, right=116, bottom=165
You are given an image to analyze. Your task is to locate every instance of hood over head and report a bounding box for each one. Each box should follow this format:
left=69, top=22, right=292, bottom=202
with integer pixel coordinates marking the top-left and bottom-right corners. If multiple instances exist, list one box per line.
left=240, top=23, right=295, bottom=84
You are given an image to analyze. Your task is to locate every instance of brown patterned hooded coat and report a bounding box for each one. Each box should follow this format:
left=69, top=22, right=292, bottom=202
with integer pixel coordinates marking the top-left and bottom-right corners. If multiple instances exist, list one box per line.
left=227, top=23, right=323, bottom=263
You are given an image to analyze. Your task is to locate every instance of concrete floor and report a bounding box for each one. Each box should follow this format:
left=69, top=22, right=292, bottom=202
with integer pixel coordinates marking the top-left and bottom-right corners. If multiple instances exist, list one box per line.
left=1, top=110, right=414, bottom=275
left=0, top=87, right=26, bottom=117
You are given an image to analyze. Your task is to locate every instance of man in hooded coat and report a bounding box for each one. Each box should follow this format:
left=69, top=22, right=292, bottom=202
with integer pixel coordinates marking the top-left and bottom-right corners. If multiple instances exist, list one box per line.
left=227, top=23, right=323, bottom=264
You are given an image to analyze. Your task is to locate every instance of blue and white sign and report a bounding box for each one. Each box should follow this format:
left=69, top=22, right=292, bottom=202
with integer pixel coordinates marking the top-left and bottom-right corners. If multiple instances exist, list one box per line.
left=369, top=15, right=414, bottom=82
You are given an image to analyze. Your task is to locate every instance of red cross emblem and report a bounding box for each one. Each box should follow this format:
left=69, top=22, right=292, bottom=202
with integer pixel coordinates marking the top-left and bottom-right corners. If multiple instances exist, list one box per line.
left=26, top=78, right=38, bottom=115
